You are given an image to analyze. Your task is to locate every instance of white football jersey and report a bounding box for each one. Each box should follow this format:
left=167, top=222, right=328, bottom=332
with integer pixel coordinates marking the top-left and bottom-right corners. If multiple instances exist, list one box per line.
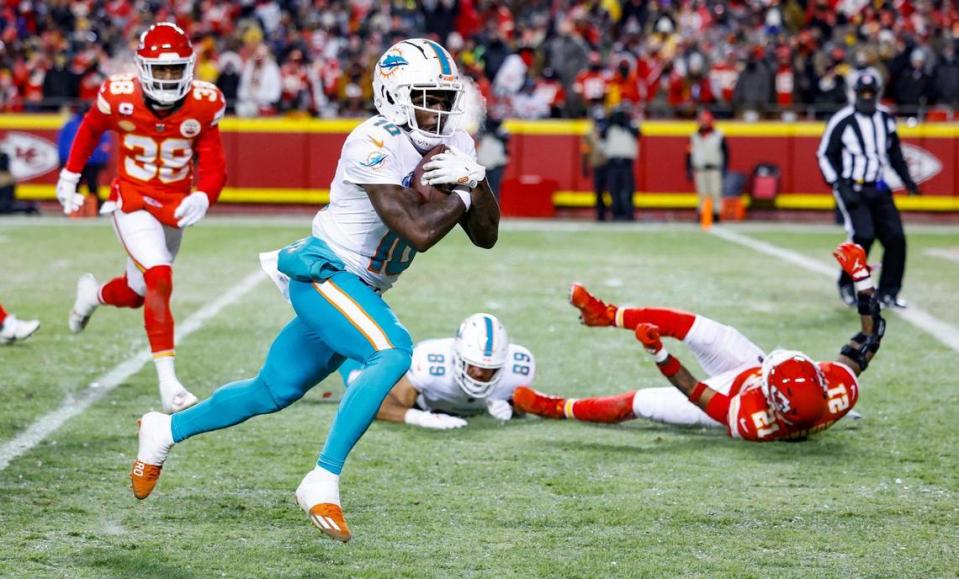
left=408, top=337, right=536, bottom=416
left=312, top=115, right=476, bottom=291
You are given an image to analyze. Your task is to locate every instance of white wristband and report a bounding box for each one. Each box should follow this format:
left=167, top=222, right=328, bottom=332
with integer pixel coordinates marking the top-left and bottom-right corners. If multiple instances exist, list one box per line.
left=653, top=348, right=669, bottom=363
left=452, top=186, right=471, bottom=211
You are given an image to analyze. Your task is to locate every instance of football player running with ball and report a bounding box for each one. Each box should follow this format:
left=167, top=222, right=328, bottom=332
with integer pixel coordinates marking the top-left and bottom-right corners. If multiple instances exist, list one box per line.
left=516, top=242, right=883, bottom=442
left=130, top=39, right=499, bottom=542
left=339, top=313, right=535, bottom=428
left=58, top=23, right=227, bottom=413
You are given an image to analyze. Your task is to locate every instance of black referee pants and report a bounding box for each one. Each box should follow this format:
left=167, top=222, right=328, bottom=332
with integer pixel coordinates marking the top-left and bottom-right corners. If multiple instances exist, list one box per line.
left=835, top=184, right=907, bottom=298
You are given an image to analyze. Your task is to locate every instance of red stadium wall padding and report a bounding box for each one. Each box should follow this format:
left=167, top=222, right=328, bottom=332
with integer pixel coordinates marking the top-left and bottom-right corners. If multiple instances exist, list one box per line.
left=2, top=117, right=957, bottom=212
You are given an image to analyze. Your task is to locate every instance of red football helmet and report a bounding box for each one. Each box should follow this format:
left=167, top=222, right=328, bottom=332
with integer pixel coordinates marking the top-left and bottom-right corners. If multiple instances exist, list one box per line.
left=136, top=23, right=195, bottom=104
left=760, top=350, right=828, bottom=427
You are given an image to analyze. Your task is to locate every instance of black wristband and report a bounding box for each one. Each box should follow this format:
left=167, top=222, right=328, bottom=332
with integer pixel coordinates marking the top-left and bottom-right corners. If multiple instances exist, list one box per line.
left=857, top=292, right=879, bottom=316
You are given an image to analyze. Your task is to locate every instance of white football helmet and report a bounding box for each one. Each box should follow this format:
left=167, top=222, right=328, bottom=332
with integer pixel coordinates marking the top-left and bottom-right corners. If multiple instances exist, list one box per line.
left=453, top=313, right=509, bottom=398
left=372, top=38, right=465, bottom=150
left=135, top=23, right=196, bottom=105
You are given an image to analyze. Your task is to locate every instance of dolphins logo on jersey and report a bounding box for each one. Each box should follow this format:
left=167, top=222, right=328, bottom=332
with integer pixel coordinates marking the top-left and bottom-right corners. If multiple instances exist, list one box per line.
left=360, top=151, right=388, bottom=169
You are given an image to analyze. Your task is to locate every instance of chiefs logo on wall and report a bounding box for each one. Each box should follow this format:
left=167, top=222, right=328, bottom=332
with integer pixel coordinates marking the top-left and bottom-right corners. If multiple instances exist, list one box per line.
left=884, top=143, right=941, bottom=190
left=0, top=132, right=59, bottom=181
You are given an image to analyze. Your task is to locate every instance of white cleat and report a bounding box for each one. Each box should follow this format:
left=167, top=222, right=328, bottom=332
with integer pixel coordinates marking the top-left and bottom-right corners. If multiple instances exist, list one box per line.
left=69, top=273, right=100, bottom=334
left=160, top=385, right=198, bottom=414
left=0, top=314, right=40, bottom=345
left=130, top=411, right=174, bottom=499
left=295, top=467, right=352, bottom=542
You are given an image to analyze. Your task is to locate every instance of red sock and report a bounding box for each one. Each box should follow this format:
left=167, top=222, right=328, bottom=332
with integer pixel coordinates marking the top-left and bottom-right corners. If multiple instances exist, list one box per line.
left=100, top=275, right=145, bottom=308
left=143, top=266, right=174, bottom=354
left=571, top=392, right=637, bottom=423
left=0, top=303, right=7, bottom=325
left=615, top=307, right=695, bottom=340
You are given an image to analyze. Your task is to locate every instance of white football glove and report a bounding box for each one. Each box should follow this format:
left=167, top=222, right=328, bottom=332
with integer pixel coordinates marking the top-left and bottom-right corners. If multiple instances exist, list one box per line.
left=174, top=192, right=210, bottom=228
left=56, top=169, right=84, bottom=214
left=421, top=146, right=486, bottom=189
left=404, top=409, right=467, bottom=430
left=486, top=399, right=513, bottom=422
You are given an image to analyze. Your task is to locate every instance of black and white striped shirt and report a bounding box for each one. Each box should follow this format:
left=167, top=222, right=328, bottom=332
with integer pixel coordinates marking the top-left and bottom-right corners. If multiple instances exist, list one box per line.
left=816, top=105, right=912, bottom=186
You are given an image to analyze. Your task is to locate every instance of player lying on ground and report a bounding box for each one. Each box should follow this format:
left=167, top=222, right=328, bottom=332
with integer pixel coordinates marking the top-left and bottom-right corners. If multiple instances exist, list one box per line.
left=515, top=242, right=884, bottom=442
left=0, top=303, right=39, bottom=345
left=57, top=23, right=227, bottom=412
left=339, top=313, right=535, bottom=428
left=130, top=38, right=499, bottom=542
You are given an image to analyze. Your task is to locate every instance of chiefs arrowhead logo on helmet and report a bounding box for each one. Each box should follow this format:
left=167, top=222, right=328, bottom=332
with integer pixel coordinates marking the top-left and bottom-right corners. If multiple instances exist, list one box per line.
left=761, top=350, right=828, bottom=427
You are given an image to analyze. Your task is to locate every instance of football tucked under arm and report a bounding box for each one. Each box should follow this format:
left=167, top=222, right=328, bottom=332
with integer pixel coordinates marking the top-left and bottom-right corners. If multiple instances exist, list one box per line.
left=411, top=145, right=453, bottom=203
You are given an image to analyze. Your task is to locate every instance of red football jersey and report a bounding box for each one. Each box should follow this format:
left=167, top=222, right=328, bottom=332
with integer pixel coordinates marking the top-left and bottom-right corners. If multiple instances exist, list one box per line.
left=704, top=362, right=859, bottom=442
left=65, top=74, right=227, bottom=227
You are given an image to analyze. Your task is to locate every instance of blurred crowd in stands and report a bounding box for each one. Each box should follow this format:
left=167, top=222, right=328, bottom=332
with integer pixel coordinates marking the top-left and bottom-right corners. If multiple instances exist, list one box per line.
left=2, top=0, right=959, bottom=120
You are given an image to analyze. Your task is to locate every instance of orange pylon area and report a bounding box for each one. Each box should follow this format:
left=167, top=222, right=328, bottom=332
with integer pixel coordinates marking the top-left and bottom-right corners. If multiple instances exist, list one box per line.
left=700, top=197, right=713, bottom=230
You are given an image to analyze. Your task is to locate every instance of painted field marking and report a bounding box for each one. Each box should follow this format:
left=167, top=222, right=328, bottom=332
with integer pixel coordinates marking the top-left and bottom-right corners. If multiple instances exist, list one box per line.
left=925, top=248, right=959, bottom=265
left=0, top=269, right=267, bottom=471
left=710, top=227, right=959, bottom=354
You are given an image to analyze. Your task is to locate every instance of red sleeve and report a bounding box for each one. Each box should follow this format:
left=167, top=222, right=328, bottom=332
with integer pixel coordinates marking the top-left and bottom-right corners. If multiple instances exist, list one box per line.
left=64, top=106, right=112, bottom=173
left=194, top=125, right=227, bottom=203
left=704, top=391, right=730, bottom=424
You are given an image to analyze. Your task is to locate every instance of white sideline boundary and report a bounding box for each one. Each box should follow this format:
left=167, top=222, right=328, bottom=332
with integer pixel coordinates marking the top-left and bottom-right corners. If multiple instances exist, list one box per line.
left=710, top=226, right=959, bottom=354
left=0, top=269, right=267, bottom=471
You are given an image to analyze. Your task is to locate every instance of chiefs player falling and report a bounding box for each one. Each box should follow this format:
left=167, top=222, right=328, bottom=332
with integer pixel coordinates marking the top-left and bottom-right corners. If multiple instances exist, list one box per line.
left=57, top=22, right=227, bottom=413
left=515, top=242, right=885, bottom=442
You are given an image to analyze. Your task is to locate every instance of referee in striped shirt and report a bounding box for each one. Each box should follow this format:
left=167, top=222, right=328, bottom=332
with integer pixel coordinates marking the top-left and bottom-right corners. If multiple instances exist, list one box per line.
left=817, top=73, right=918, bottom=309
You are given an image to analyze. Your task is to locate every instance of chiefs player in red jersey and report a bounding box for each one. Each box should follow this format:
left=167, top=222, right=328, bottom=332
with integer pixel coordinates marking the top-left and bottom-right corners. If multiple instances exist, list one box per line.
left=515, top=242, right=885, bottom=442
left=56, top=23, right=227, bottom=413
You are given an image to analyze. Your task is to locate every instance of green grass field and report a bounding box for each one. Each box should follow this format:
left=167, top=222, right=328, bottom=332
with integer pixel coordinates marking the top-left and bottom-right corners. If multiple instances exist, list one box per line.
left=1, top=217, right=957, bottom=578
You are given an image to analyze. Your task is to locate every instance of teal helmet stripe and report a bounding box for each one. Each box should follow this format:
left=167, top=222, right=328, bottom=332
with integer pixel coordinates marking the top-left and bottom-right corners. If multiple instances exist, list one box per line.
left=483, top=315, right=494, bottom=356
left=425, top=40, right=452, bottom=75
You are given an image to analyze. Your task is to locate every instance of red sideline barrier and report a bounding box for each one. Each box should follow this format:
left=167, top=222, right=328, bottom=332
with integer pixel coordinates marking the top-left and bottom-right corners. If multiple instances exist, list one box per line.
left=2, top=116, right=957, bottom=213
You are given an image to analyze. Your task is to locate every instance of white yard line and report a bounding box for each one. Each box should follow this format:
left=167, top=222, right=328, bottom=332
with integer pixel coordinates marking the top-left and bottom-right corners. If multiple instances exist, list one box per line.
left=710, top=226, right=959, bottom=354
left=0, top=269, right=267, bottom=471
left=925, top=248, right=959, bottom=265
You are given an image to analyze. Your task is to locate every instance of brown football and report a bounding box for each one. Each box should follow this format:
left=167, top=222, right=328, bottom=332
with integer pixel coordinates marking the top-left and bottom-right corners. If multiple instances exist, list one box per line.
left=411, top=145, right=451, bottom=203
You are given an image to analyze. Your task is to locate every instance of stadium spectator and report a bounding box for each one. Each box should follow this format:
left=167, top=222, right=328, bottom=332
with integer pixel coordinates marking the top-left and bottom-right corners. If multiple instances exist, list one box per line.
left=532, top=68, right=566, bottom=118
left=57, top=103, right=111, bottom=209
left=3, top=0, right=959, bottom=121
left=934, top=43, right=959, bottom=110
left=601, top=106, right=639, bottom=221
left=732, top=49, right=773, bottom=119
left=892, top=48, right=935, bottom=111
left=687, top=110, right=728, bottom=220
left=476, top=118, right=510, bottom=200
left=237, top=44, right=281, bottom=117
left=582, top=108, right=609, bottom=221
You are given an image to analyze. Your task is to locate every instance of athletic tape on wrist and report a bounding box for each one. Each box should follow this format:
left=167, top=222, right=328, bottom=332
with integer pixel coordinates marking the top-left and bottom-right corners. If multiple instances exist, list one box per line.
left=453, top=187, right=471, bottom=211
left=689, top=382, right=708, bottom=403
left=652, top=348, right=669, bottom=363
left=853, top=277, right=874, bottom=292
left=658, top=354, right=681, bottom=378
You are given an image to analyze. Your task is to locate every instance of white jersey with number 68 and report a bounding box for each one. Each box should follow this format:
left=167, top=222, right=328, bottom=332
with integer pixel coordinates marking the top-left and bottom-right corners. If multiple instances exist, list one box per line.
left=312, top=115, right=476, bottom=292
left=408, top=338, right=536, bottom=416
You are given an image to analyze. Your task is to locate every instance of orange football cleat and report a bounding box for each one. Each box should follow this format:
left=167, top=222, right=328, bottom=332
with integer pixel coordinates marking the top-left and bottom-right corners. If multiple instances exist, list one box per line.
left=569, top=283, right=615, bottom=327
left=130, top=460, right=163, bottom=500
left=513, top=386, right=568, bottom=419
left=130, top=412, right=174, bottom=500
left=306, top=503, right=352, bottom=543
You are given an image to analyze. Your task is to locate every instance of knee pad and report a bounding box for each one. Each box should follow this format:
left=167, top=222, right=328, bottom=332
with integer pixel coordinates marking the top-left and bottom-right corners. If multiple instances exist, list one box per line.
left=143, top=265, right=173, bottom=298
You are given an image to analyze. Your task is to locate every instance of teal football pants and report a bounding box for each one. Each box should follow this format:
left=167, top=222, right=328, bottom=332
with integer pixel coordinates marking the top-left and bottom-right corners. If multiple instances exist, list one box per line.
left=171, top=273, right=413, bottom=475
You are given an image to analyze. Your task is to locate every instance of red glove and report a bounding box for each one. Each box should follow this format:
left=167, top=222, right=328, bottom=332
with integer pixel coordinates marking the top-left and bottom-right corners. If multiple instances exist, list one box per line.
left=833, top=242, right=872, bottom=290
left=635, top=323, right=664, bottom=355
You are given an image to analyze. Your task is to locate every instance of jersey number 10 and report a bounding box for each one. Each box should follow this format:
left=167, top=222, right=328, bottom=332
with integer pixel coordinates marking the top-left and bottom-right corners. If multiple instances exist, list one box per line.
left=368, top=231, right=416, bottom=276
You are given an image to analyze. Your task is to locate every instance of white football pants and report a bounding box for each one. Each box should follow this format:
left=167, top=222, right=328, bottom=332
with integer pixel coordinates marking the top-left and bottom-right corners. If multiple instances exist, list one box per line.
left=632, top=314, right=766, bottom=427
left=110, top=209, right=182, bottom=296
